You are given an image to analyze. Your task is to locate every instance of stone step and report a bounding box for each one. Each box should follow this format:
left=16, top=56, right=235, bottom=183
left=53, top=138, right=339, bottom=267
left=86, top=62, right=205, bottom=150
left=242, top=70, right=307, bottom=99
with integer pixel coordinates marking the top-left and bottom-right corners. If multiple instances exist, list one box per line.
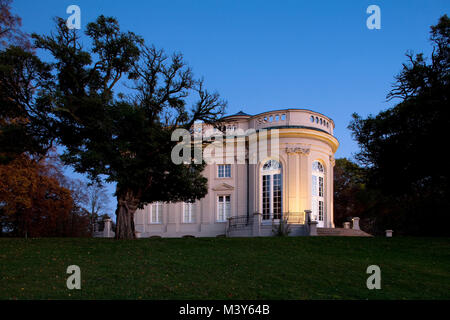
left=317, top=228, right=372, bottom=237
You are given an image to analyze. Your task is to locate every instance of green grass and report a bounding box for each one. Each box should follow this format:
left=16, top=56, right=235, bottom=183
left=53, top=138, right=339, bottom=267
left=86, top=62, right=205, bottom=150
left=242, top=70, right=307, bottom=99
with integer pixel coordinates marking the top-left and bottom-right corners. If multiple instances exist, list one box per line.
left=0, top=237, right=449, bottom=299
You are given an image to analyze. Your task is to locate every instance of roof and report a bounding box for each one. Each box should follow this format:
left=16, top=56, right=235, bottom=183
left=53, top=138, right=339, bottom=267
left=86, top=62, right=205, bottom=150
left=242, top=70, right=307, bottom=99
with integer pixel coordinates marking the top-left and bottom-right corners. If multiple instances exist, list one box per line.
left=221, top=108, right=334, bottom=127
left=223, top=110, right=251, bottom=118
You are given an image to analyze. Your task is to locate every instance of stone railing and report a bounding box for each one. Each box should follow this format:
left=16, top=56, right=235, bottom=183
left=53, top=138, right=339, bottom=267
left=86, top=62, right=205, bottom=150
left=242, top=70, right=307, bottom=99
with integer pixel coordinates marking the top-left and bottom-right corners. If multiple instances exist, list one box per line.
left=252, top=109, right=334, bottom=135
left=193, top=109, right=335, bottom=137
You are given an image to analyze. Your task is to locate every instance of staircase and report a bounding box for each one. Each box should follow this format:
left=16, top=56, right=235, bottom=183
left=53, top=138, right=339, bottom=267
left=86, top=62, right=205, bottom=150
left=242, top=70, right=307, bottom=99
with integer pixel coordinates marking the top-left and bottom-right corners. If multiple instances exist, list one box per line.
left=317, top=228, right=372, bottom=237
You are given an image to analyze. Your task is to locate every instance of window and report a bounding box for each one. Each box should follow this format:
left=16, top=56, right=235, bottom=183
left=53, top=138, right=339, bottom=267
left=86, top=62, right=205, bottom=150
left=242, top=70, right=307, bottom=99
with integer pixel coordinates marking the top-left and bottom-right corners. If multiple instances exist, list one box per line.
left=217, top=195, right=231, bottom=222
left=312, top=161, right=325, bottom=227
left=263, top=159, right=281, bottom=171
left=273, top=173, right=282, bottom=219
left=319, top=201, right=324, bottom=222
left=183, top=202, right=196, bottom=223
left=261, top=160, right=282, bottom=220
left=218, top=164, right=231, bottom=178
left=150, top=202, right=162, bottom=224
left=262, top=175, right=270, bottom=219
left=318, top=176, right=324, bottom=197
left=313, top=161, right=324, bottom=172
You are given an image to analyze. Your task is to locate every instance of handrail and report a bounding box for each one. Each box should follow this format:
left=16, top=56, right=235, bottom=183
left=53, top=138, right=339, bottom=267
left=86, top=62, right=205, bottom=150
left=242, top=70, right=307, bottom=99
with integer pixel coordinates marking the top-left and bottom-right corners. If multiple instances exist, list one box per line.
left=281, top=212, right=306, bottom=224
left=228, top=215, right=254, bottom=229
left=228, top=212, right=306, bottom=230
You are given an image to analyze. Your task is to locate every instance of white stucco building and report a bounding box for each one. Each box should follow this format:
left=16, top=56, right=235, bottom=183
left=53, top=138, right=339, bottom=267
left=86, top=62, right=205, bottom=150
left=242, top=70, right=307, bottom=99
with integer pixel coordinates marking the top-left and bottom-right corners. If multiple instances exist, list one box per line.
left=134, top=108, right=339, bottom=237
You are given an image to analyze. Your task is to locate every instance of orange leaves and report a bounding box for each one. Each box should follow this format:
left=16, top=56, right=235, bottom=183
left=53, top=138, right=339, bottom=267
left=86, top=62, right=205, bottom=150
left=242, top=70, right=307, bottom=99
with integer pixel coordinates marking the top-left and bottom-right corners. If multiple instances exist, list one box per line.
left=0, top=155, right=37, bottom=214
left=0, top=154, right=74, bottom=237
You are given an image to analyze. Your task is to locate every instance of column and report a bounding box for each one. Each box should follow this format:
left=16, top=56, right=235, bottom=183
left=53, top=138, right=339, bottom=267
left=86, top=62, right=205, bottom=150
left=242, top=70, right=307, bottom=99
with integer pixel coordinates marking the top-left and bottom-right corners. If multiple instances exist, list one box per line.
left=286, top=149, right=298, bottom=213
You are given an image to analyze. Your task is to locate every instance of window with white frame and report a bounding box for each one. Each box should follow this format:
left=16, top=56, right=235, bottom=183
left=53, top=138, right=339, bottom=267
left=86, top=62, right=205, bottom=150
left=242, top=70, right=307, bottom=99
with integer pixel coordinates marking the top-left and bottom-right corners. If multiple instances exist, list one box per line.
left=150, top=202, right=162, bottom=224
left=311, top=161, right=325, bottom=226
left=218, top=164, right=231, bottom=178
left=217, top=195, right=231, bottom=222
left=183, top=202, right=196, bottom=223
left=261, top=160, right=282, bottom=220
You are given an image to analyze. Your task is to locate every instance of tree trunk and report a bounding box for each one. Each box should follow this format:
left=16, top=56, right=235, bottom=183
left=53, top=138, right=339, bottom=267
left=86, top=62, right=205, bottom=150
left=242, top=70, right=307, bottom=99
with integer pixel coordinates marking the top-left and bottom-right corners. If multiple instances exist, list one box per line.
left=115, top=190, right=140, bottom=239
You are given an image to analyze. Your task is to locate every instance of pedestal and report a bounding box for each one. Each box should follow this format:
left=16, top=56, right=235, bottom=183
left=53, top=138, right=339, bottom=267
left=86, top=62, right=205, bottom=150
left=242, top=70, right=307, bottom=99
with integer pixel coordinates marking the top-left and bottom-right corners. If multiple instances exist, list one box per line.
left=352, top=217, right=360, bottom=230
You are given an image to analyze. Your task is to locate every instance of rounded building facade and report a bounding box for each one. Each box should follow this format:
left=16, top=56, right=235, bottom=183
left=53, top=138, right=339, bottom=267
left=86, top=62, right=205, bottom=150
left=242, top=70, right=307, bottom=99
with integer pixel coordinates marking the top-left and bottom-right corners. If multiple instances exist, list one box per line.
left=133, top=108, right=338, bottom=237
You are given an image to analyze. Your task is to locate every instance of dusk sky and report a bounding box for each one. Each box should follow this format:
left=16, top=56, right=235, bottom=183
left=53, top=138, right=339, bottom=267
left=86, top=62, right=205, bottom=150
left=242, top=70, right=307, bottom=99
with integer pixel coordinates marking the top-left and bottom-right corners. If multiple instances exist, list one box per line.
left=12, top=0, right=449, bottom=211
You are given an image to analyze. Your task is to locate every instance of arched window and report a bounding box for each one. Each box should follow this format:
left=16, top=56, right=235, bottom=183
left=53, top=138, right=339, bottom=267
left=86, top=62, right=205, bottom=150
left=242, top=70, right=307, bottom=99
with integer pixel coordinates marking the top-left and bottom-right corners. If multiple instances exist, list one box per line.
left=312, top=161, right=325, bottom=227
left=261, top=160, right=282, bottom=220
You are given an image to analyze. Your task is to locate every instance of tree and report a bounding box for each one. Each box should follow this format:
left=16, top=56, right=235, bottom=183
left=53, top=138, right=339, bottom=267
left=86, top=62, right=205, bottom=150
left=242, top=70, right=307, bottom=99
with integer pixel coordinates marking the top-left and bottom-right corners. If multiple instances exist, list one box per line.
left=53, top=176, right=91, bottom=237
left=0, top=46, right=54, bottom=163
left=0, top=0, right=30, bottom=49
left=0, top=154, right=73, bottom=237
left=31, top=16, right=226, bottom=239
left=56, top=176, right=92, bottom=237
left=349, top=15, right=450, bottom=235
left=0, top=149, right=92, bottom=238
left=82, top=183, right=110, bottom=234
left=58, top=178, right=111, bottom=235
left=333, top=158, right=366, bottom=227
left=0, top=1, right=53, bottom=163
left=333, top=158, right=389, bottom=234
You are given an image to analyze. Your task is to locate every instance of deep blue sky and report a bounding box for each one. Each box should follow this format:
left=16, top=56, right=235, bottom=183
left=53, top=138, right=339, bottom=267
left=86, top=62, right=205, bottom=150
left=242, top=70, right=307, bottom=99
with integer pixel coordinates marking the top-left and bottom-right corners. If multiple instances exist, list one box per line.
left=12, top=0, right=449, bottom=212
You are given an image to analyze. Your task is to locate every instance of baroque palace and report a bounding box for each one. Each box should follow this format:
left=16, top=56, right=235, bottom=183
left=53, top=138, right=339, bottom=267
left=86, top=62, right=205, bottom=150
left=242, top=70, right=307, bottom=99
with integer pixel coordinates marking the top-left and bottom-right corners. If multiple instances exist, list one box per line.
left=131, top=108, right=339, bottom=237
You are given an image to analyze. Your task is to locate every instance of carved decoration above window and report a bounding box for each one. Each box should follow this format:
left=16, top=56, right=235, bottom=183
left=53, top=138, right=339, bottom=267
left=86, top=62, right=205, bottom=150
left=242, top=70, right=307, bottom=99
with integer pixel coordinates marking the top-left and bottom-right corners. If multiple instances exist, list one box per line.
left=262, top=159, right=281, bottom=171
left=285, top=144, right=310, bottom=155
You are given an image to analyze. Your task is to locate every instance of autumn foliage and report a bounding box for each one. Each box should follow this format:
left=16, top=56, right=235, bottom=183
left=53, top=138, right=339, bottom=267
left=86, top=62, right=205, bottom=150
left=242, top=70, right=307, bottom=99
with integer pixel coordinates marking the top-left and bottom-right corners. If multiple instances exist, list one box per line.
left=0, top=154, right=89, bottom=237
left=0, top=0, right=30, bottom=49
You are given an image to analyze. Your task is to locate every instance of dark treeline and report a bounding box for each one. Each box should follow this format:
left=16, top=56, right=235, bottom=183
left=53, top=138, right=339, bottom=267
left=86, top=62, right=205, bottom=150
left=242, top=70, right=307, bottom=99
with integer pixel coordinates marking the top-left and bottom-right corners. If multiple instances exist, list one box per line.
left=335, top=15, right=450, bottom=236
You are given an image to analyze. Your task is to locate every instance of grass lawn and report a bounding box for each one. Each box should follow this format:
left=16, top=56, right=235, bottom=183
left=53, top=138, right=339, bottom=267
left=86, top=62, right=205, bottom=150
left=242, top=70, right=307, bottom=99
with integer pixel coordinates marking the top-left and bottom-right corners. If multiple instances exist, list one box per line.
left=0, top=236, right=449, bottom=300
